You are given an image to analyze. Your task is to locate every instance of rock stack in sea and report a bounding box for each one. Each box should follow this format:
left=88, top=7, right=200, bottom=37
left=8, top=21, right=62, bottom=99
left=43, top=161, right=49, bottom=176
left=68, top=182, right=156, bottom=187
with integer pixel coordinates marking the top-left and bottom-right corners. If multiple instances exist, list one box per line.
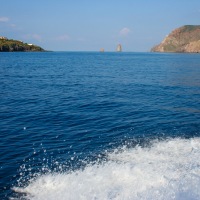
left=116, top=44, right=122, bottom=52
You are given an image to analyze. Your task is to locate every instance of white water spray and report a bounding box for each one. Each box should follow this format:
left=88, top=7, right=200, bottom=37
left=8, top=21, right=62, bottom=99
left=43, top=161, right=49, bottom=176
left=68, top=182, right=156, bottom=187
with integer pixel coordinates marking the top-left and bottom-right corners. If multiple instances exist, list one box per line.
left=13, top=138, right=200, bottom=200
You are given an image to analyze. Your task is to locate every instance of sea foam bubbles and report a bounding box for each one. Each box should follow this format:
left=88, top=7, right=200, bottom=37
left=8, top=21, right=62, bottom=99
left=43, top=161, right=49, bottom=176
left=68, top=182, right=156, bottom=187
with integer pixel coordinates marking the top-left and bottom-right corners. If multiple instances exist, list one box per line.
left=13, top=137, right=200, bottom=200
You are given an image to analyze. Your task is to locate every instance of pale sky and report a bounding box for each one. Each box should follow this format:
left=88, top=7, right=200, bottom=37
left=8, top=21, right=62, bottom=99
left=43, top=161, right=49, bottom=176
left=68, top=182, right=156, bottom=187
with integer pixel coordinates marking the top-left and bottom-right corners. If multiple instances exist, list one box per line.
left=0, top=0, right=200, bottom=51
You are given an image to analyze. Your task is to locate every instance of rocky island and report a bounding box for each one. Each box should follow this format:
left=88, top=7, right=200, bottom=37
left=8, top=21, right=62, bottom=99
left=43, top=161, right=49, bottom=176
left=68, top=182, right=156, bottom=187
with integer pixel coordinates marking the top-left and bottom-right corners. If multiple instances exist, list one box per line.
left=0, top=37, right=45, bottom=52
left=151, top=25, right=200, bottom=53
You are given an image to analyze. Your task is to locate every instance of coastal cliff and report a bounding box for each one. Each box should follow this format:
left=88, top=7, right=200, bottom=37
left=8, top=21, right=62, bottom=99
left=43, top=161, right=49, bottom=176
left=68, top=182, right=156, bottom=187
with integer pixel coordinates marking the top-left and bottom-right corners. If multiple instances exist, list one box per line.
left=151, top=25, right=200, bottom=53
left=0, top=37, right=45, bottom=52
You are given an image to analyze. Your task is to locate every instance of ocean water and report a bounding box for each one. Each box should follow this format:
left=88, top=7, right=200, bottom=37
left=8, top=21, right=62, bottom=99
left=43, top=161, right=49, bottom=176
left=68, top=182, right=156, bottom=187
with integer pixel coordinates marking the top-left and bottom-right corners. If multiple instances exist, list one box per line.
left=0, top=52, right=200, bottom=199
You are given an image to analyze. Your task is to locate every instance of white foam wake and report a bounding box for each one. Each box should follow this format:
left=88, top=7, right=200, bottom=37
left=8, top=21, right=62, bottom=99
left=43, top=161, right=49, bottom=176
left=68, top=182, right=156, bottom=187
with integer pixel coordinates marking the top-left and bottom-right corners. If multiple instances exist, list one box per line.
left=13, top=138, right=200, bottom=200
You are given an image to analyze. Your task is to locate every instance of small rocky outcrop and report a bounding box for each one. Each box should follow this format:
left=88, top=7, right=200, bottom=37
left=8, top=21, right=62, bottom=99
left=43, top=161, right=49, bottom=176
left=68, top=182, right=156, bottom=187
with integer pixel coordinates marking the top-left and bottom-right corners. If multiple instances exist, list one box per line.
left=151, top=25, right=200, bottom=53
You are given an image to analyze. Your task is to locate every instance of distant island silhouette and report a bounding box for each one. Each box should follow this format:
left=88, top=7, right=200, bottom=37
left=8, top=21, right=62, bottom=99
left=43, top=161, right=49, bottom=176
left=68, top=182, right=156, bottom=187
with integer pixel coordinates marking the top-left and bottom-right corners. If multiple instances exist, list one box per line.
left=2, top=25, right=200, bottom=53
left=0, top=37, right=45, bottom=52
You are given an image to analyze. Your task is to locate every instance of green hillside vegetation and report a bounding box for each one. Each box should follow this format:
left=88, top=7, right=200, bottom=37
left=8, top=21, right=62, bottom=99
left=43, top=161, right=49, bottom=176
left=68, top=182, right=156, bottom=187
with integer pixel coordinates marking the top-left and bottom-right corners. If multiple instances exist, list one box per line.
left=0, top=38, right=45, bottom=52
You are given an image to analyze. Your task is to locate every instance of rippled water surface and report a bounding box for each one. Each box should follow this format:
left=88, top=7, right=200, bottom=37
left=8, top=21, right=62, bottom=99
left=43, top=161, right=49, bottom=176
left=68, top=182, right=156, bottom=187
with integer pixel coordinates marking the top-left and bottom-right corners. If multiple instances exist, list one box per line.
left=0, top=52, right=200, bottom=199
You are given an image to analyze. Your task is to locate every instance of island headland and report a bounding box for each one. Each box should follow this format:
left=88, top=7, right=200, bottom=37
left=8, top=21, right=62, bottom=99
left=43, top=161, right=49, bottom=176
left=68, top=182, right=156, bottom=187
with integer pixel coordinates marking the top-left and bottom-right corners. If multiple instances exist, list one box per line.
left=0, top=37, right=45, bottom=52
left=151, top=25, right=200, bottom=53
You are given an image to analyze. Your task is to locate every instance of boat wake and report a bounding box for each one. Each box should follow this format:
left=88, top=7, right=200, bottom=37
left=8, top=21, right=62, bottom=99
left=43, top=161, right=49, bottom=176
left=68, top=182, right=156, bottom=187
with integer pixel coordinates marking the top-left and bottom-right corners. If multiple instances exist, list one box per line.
left=13, top=137, right=200, bottom=200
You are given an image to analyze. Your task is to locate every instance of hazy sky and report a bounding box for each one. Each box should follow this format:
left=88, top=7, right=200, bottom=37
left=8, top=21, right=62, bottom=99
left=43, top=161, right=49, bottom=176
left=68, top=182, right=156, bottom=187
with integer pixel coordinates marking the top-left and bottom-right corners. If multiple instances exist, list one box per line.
left=0, top=0, right=200, bottom=51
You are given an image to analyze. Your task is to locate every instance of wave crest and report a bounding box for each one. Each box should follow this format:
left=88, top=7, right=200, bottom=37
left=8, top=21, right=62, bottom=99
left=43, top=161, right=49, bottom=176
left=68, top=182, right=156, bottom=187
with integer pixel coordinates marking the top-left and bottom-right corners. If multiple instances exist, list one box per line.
left=13, top=138, right=200, bottom=200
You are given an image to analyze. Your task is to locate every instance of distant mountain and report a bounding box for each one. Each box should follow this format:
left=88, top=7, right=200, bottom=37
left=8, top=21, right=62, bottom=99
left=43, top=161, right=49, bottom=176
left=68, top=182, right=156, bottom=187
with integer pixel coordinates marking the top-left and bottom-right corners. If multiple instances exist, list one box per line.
left=151, top=25, right=200, bottom=53
left=0, top=37, right=45, bottom=52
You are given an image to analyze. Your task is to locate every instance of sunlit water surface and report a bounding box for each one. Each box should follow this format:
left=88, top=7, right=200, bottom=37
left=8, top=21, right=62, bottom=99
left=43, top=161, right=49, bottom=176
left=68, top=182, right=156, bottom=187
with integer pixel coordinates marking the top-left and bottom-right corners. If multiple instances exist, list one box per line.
left=0, top=52, right=200, bottom=199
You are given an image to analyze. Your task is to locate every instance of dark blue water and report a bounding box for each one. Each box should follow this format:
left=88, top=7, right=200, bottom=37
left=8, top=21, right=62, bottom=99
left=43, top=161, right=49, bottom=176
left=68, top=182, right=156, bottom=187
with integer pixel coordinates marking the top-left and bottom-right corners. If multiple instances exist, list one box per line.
left=0, top=52, right=200, bottom=199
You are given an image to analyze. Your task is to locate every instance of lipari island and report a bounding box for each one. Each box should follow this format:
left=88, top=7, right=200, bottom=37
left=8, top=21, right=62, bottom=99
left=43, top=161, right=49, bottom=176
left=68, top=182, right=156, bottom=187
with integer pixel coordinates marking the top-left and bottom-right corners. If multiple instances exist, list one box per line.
left=151, top=25, right=200, bottom=53
left=0, top=37, right=45, bottom=52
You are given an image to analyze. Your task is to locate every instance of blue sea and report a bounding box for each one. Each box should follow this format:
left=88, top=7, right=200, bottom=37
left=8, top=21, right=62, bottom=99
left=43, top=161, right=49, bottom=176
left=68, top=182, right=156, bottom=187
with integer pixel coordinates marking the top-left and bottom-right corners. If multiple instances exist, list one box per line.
left=1, top=52, right=200, bottom=199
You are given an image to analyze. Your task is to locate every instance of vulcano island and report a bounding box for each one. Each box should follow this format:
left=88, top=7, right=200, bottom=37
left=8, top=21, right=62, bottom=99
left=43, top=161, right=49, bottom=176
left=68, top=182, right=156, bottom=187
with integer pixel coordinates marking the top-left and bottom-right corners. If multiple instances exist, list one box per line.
left=151, top=25, right=200, bottom=53
left=0, top=37, right=45, bottom=52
